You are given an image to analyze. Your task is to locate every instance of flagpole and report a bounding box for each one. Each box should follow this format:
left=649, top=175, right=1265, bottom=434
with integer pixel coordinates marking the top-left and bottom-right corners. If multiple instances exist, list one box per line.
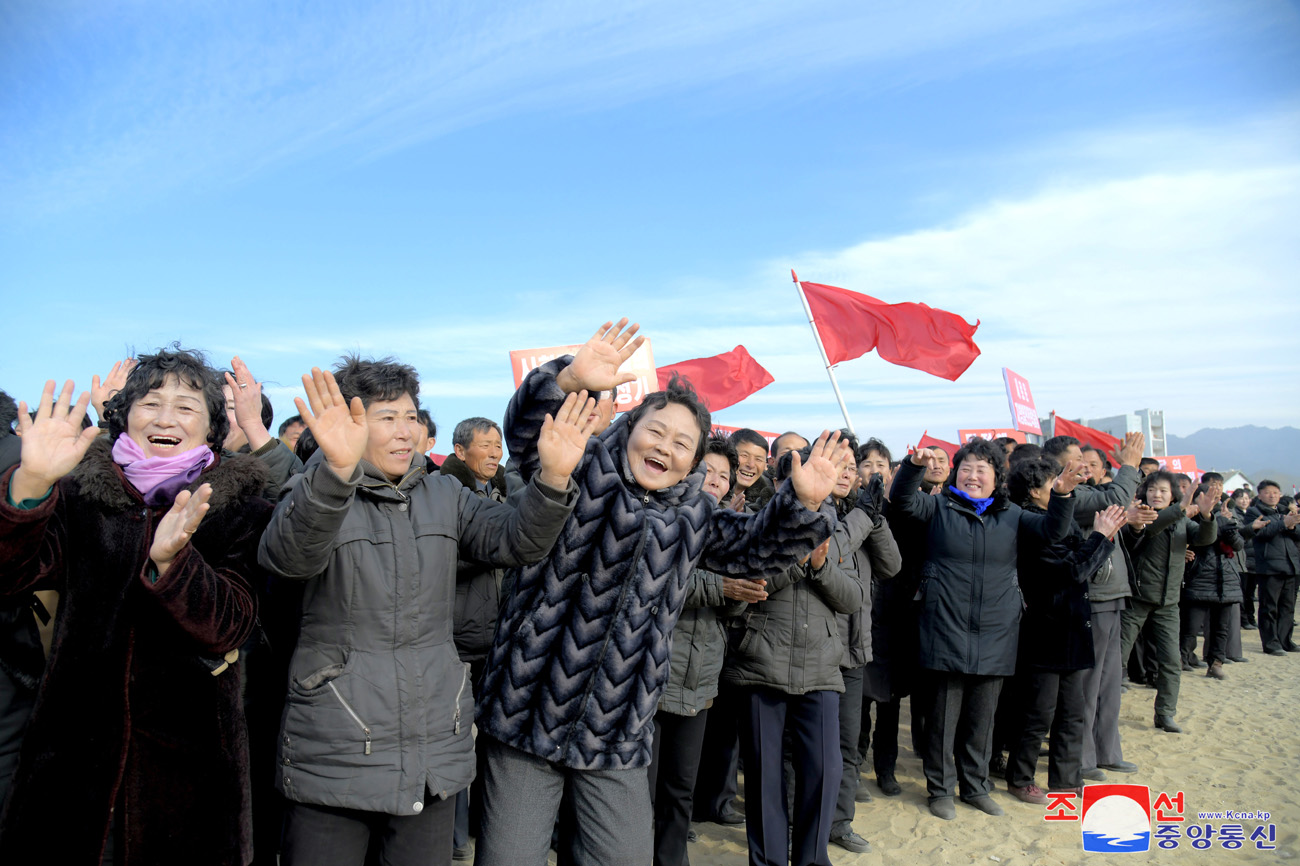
left=792, top=270, right=856, bottom=435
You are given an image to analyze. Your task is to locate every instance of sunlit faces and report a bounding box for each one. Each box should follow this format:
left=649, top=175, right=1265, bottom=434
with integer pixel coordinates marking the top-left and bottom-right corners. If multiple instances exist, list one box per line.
left=734, top=442, right=768, bottom=492
left=1258, top=485, right=1281, bottom=507
left=1145, top=479, right=1174, bottom=510
left=127, top=376, right=213, bottom=458
left=769, top=433, right=807, bottom=468
left=627, top=403, right=701, bottom=491
left=858, top=449, right=891, bottom=489
left=954, top=457, right=996, bottom=499
left=701, top=452, right=732, bottom=501
left=362, top=395, right=419, bottom=481
left=833, top=456, right=858, bottom=499
left=281, top=421, right=306, bottom=452
left=455, top=427, right=503, bottom=484
left=923, top=449, right=950, bottom=485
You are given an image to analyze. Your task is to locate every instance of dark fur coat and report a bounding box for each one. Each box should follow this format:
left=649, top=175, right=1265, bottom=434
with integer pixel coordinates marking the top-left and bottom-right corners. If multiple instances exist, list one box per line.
left=0, top=439, right=272, bottom=866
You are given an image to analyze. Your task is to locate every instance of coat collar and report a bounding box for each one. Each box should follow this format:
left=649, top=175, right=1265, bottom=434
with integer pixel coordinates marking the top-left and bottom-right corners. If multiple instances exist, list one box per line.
left=440, top=453, right=507, bottom=497
left=599, top=414, right=704, bottom=507
left=67, top=436, right=268, bottom=513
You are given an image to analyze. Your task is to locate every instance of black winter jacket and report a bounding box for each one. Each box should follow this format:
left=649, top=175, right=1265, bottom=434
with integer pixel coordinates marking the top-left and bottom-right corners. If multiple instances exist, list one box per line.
left=1183, top=513, right=1245, bottom=604
left=1241, top=503, right=1300, bottom=576
left=440, top=454, right=509, bottom=662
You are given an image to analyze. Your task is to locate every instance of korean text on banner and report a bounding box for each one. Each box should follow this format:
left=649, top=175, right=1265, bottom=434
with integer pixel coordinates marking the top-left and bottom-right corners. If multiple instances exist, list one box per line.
left=1003, top=367, right=1042, bottom=435
left=1156, top=455, right=1201, bottom=480
left=509, top=340, right=657, bottom=413
left=958, top=428, right=1027, bottom=445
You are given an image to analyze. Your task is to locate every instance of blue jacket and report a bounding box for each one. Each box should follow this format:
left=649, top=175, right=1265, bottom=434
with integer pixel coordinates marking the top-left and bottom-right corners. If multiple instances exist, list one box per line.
left=476, top=358, right=836, bottom=770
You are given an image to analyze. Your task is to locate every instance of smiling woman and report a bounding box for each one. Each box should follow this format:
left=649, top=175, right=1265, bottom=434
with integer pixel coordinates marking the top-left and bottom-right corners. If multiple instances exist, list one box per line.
left=0, top=346, right=272, bottom=866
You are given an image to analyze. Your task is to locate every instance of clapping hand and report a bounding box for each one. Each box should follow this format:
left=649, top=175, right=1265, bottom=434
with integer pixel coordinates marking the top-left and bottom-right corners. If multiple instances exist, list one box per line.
left=790, top=431, right=852, bottom=511
left=1189, top=488, right=1216, bottom=520
left=536, top=390, right=600, bottom=489
left=1112, top=432, right=1146, bottom=469
left=295, top=368, right=368, bottom=480
left=555, top=319, right=645, bottom=395
left=223, top=356, right=272, bottom=451
left=11, top=381, right=100, bottom=502
left=1251, top=515, right=1269, bottom=531
left=91, top=358, right=136, bottom=420
left=1285, top=511, right=1300, bottom=530
left=1127, top=501, right=1158, bottom=529
left=722, top=577, right=768, bottom=603
left=1093, top=504, right=1127, bottom=540
left=1052, top=459, right=1085, bottom=495
left=150, top=484, right=212, bottom=574
left=803, top=537, right=832, bottom=570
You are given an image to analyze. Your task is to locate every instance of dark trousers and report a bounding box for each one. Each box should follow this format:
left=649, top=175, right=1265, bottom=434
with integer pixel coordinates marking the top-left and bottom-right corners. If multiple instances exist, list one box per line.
left=1006, top=669, right=1086, bottom=789
left=649, top=709, right=709, bottom=866
left=692, top=683, right=741, bottom=821
left=831, top=667, right=865, bottom=838
left=921, top=671, right=1002, bottom=802
left=859, top=697, right=901, bottom=777
left=1119, top=600, right=1181, bottom=718
left=1258, top=575, right=1298, bottom=653
left=1180, top=602, right=1238, bottom=665
left=282, top=795, right=455, bottom=866
left=1241, top=573, right=1258, bottom=625
left=737, top=687, right=840, bottom=866
left=1080, top=604, right=1125, bottom=771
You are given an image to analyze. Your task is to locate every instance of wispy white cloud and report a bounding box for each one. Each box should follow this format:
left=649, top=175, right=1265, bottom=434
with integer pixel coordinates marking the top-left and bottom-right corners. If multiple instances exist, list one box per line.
left=1, top=0, right=1248, bottom=215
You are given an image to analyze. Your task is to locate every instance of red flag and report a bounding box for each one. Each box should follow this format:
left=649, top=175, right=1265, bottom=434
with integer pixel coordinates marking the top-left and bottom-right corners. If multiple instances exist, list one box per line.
left=917, top=431, right=960, bottom=460
left=795, top=273, right=980, bottom=381
left=1050, top=414, right=1121, bottom=455
left=657, top=345, right=775, bottom=412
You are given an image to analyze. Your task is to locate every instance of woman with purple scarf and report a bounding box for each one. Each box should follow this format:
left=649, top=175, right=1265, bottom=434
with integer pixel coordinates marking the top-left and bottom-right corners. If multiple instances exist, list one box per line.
left=0, top=347, right=273, bottom=866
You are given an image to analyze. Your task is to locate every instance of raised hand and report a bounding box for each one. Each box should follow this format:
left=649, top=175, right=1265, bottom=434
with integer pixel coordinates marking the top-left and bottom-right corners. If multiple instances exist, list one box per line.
left=1285, top=511, right=1300, bottom=530
left=1052, top=459, right=1085, bottom=495
left=1112, top=431, right=1146, bottom=469
left=224, top=357, right=272, bottom=448
left=536, top=390, right=600, bottom=488
left=1093, top=504, right=1127, bottom=540
left=910, top=446, right=941, bottom=473
left=91, top=357, right=137, bottom=420
left=808, top=537, right=832, bottom=570
left=555, top=319, right=645, bottom=394
left=1192, top=488, right=1216, bottom=520
left=722, top=577, right=768, bottom=603
left=1251, top=515, right=1269, bottom=531
left=11, top=381, right=100, bottom=502
left=150, top=483, right=212, bottom=573
left=728, top=490, right=747, bottom=513
left=296, top=368, right=368, bottom=479
left=790, top=430, right=851, bottom=511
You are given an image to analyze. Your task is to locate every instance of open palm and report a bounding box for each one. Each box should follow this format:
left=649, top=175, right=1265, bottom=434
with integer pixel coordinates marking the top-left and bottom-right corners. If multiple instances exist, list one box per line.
left=559, top=319, right=645, bottom=394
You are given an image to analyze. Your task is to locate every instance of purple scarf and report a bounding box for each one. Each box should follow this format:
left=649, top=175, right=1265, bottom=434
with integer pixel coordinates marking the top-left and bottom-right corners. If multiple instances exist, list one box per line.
left=111, top=435, right=216, bottom=506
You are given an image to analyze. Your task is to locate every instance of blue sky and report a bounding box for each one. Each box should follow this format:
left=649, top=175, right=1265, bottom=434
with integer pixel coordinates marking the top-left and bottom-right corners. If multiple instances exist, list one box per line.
left=3, top=0, right=1298, bottom=457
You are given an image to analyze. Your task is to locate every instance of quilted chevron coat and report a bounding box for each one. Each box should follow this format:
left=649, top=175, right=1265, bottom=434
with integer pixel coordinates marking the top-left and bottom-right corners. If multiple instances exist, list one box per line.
left=476, top=358, right=837, bottom=771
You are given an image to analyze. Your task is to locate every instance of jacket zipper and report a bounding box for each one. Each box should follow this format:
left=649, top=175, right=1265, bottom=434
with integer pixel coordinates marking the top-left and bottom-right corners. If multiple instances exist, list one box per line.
left=452, top=664, right=470, bottom=735
left=328, top=681, right=372, bottom=755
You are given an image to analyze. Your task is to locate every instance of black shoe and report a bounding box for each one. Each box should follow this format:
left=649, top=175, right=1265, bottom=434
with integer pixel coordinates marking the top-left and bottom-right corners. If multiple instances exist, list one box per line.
left=1228, top=656, right=1249, bottom=663
left=855, top=776, right=874, bottom=803
left=1285, top=645, right=1300, bottom=653
left=966, top=795, right=1005, bottom=816
left=929, top=797, right=956, bottom=820
left=1180, top=660, right=1193, bottom=671
left=1098, top=760, right=1139, bottom=774
left=714, top=804, right=745, bottom=825
left=878, top=772, right=902, bottom=797
left=1191, top=658, right=1207, bottom=668
left=1268, top=648, right=1288, bottom=656
left=1243, top=622, right=1258, bottom=630
left=1154, top=715, right=1183, bottom=733
left=687, top=828, right=698, bottom=843
left=1081, top=768, right=1107, bottom=781
left=830, top=831, right=872, bottom=854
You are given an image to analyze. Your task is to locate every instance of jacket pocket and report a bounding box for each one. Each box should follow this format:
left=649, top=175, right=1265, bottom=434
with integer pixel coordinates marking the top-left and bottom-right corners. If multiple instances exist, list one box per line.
left=733, top=612, right=768, bottom=656
left=326, top=681, right=373, bottom=755
left=296, top=662, right=346, bottom=693
left=452, top=662, right=471, bottom=735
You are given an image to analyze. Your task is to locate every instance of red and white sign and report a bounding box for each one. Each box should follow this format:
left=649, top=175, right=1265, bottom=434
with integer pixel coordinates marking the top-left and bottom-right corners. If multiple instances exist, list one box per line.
left=509, top=340, right=657, bottom=413
left=1156, top=454, right=1201, bottom=480
left=957, top=428, right=1027, bottom=445
left=1002, top=368, right=1042, bottom=435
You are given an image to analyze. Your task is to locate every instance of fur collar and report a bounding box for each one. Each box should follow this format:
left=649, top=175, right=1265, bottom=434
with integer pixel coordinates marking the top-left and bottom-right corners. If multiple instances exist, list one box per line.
left=600, top=414, right=704, bottom=507
left=67, top=436, right=269, bottom=512
left=440, top=452, right=507, bottom=497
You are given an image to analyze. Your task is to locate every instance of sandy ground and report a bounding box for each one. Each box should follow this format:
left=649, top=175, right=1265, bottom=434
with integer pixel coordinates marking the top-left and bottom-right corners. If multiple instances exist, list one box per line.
left=685, top=634, right=1299, bottom=866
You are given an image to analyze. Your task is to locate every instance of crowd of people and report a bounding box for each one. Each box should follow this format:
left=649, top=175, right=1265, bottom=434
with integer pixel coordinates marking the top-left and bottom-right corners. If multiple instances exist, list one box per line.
left=0, top=324, right=1296, bottom=866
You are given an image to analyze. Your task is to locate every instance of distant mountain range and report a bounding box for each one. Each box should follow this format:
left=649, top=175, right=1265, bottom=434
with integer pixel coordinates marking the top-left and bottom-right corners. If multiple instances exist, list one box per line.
left=1168, top=426, right=1300, bottom=491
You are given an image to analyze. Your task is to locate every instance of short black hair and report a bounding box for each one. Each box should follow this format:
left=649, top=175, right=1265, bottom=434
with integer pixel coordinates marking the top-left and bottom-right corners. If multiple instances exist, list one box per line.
left=1173, top=473, right=1193, bottom=487
left=1258, top=479, right=1281, bottom=493
left=278, top=414, right=304, bottom=437
left=1201, top=471, right=1223, bottom=485
left=858, top=437, right=891, bottom=465
left=294, top=427, right=319, bottom=463
left=836, top=429, right=859, bottom=456
left=333, top=355, right=420, bottom=409
left=992, top=436, right=1018, bottom=452
left=624, top=373, right=711, bottom=464
left=1042, top=435, right=1081, bottom=459
left=729, top=427, right=769, bottom=455
left=1008, top=443, right=1043, bottom=466
left=704, top=432, right=738, bottom=492
left=0, top=389, right=16, bottom=434
left=1080, top=443, right=1113, bottom=471
left=1139, top=457, right=1160, bottom=469
left=259, top=392, right=274, bottom=430
left=1136, top=470, right=1179, bottom=505
left=1009, top=457, right=1061, bottom=508
left=105, top=345, right=227, bottom=449
left=770, top=431, right=808, bottom=459
left=946, top=438, right=1009, bottom=495
left=775, top=443, right=814, bottom=482
left=453, top=417, right=501, bottom=450
left=417, top=409, right=437, bottom=439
